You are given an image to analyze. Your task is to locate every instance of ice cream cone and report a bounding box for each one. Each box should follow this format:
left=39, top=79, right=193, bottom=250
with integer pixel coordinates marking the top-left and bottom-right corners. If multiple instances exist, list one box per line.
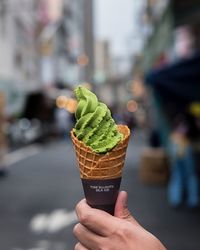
left=71, top=125, right=130, bottom=214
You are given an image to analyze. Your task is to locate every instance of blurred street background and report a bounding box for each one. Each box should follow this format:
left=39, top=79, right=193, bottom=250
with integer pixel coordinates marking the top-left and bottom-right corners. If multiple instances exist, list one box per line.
left=0, top=0, right=200, bottom=249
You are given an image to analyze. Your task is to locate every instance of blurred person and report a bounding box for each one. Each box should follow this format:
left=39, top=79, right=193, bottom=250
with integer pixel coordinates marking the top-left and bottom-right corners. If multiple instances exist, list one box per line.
left=122, top=109, right=136, bottom=131
left=168, top=115, right=199, bottom=208
left=73, top=191, right=166, bottom=250
left=149, top=129, right=161, bottom=148
left=70, top=112, right=76, bottom=127
left=55, top=107, right=71, bottom=138
left=109, top=105, right=123, bottom=124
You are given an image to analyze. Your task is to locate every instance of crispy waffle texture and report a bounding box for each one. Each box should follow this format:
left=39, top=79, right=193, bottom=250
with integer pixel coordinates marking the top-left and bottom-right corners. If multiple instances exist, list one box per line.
left=71, top=125, right=130, bottom=179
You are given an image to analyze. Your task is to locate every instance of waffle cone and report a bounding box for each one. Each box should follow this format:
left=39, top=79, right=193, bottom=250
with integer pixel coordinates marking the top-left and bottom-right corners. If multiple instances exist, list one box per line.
left=71, top=125, right=130, bottom=180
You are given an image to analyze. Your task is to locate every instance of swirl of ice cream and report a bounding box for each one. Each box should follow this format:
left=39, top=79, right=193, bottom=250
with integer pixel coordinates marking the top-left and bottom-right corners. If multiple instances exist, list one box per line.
left=74, top=86, right=122, bottom=153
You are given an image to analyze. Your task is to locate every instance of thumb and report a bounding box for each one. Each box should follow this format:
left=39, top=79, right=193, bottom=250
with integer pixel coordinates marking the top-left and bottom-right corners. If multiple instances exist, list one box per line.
left=114, top=191, right=139, bottom=225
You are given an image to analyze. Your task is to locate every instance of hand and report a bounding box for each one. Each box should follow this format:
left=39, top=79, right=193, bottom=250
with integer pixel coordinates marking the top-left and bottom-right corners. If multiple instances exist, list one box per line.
left=73, top=191, right=166, bottom=250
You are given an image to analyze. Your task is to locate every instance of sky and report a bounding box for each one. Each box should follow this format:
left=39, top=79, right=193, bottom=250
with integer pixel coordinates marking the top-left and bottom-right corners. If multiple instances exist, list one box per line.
left=94, top=0, right=144, bottom=57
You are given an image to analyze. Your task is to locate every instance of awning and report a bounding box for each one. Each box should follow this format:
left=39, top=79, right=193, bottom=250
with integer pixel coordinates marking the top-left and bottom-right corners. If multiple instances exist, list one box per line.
left=145, top=52, right=200, bottom=104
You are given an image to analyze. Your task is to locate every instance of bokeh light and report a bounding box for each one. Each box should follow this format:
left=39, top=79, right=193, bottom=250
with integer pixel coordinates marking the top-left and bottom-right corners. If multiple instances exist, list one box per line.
left=65, top=98, right=77, bottom=113
left=56, top=95, right=68, bottom=109
left=77, top=54, right=89, bottom=66
left=80, top=82, right=92, bottom=90
left=127, top=100, right=138, bottom=112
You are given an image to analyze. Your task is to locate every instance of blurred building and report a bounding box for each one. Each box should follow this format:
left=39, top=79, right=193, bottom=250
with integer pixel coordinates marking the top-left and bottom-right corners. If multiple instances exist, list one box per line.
left=94, top=40, right=131, bottom=109
left=83, top=0, right=94, bottom=83
left=0, top=91, right=7, bottom=170
left=134, top=0, right=200, bottom=145
left=0, top=0, right=94, bottom=116
left=134, top=0, right=200, bottom=72
left=0, top=0, right=37, bottom=116
left=94, top=40, right=111, bottom=84
left=132, top=0, right=171, bottom=73
left=38, top=0, right=94, bottom=86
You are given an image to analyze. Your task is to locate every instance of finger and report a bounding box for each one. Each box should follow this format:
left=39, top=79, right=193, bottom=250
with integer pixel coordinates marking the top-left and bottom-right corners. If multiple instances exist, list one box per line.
left=75, top=199, right=119, bottom=236
left=74, top=242, right=89, bottom=250
left=114, top=191, right=139, bottom=225
left=73, top=223, right=105, bottom=250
